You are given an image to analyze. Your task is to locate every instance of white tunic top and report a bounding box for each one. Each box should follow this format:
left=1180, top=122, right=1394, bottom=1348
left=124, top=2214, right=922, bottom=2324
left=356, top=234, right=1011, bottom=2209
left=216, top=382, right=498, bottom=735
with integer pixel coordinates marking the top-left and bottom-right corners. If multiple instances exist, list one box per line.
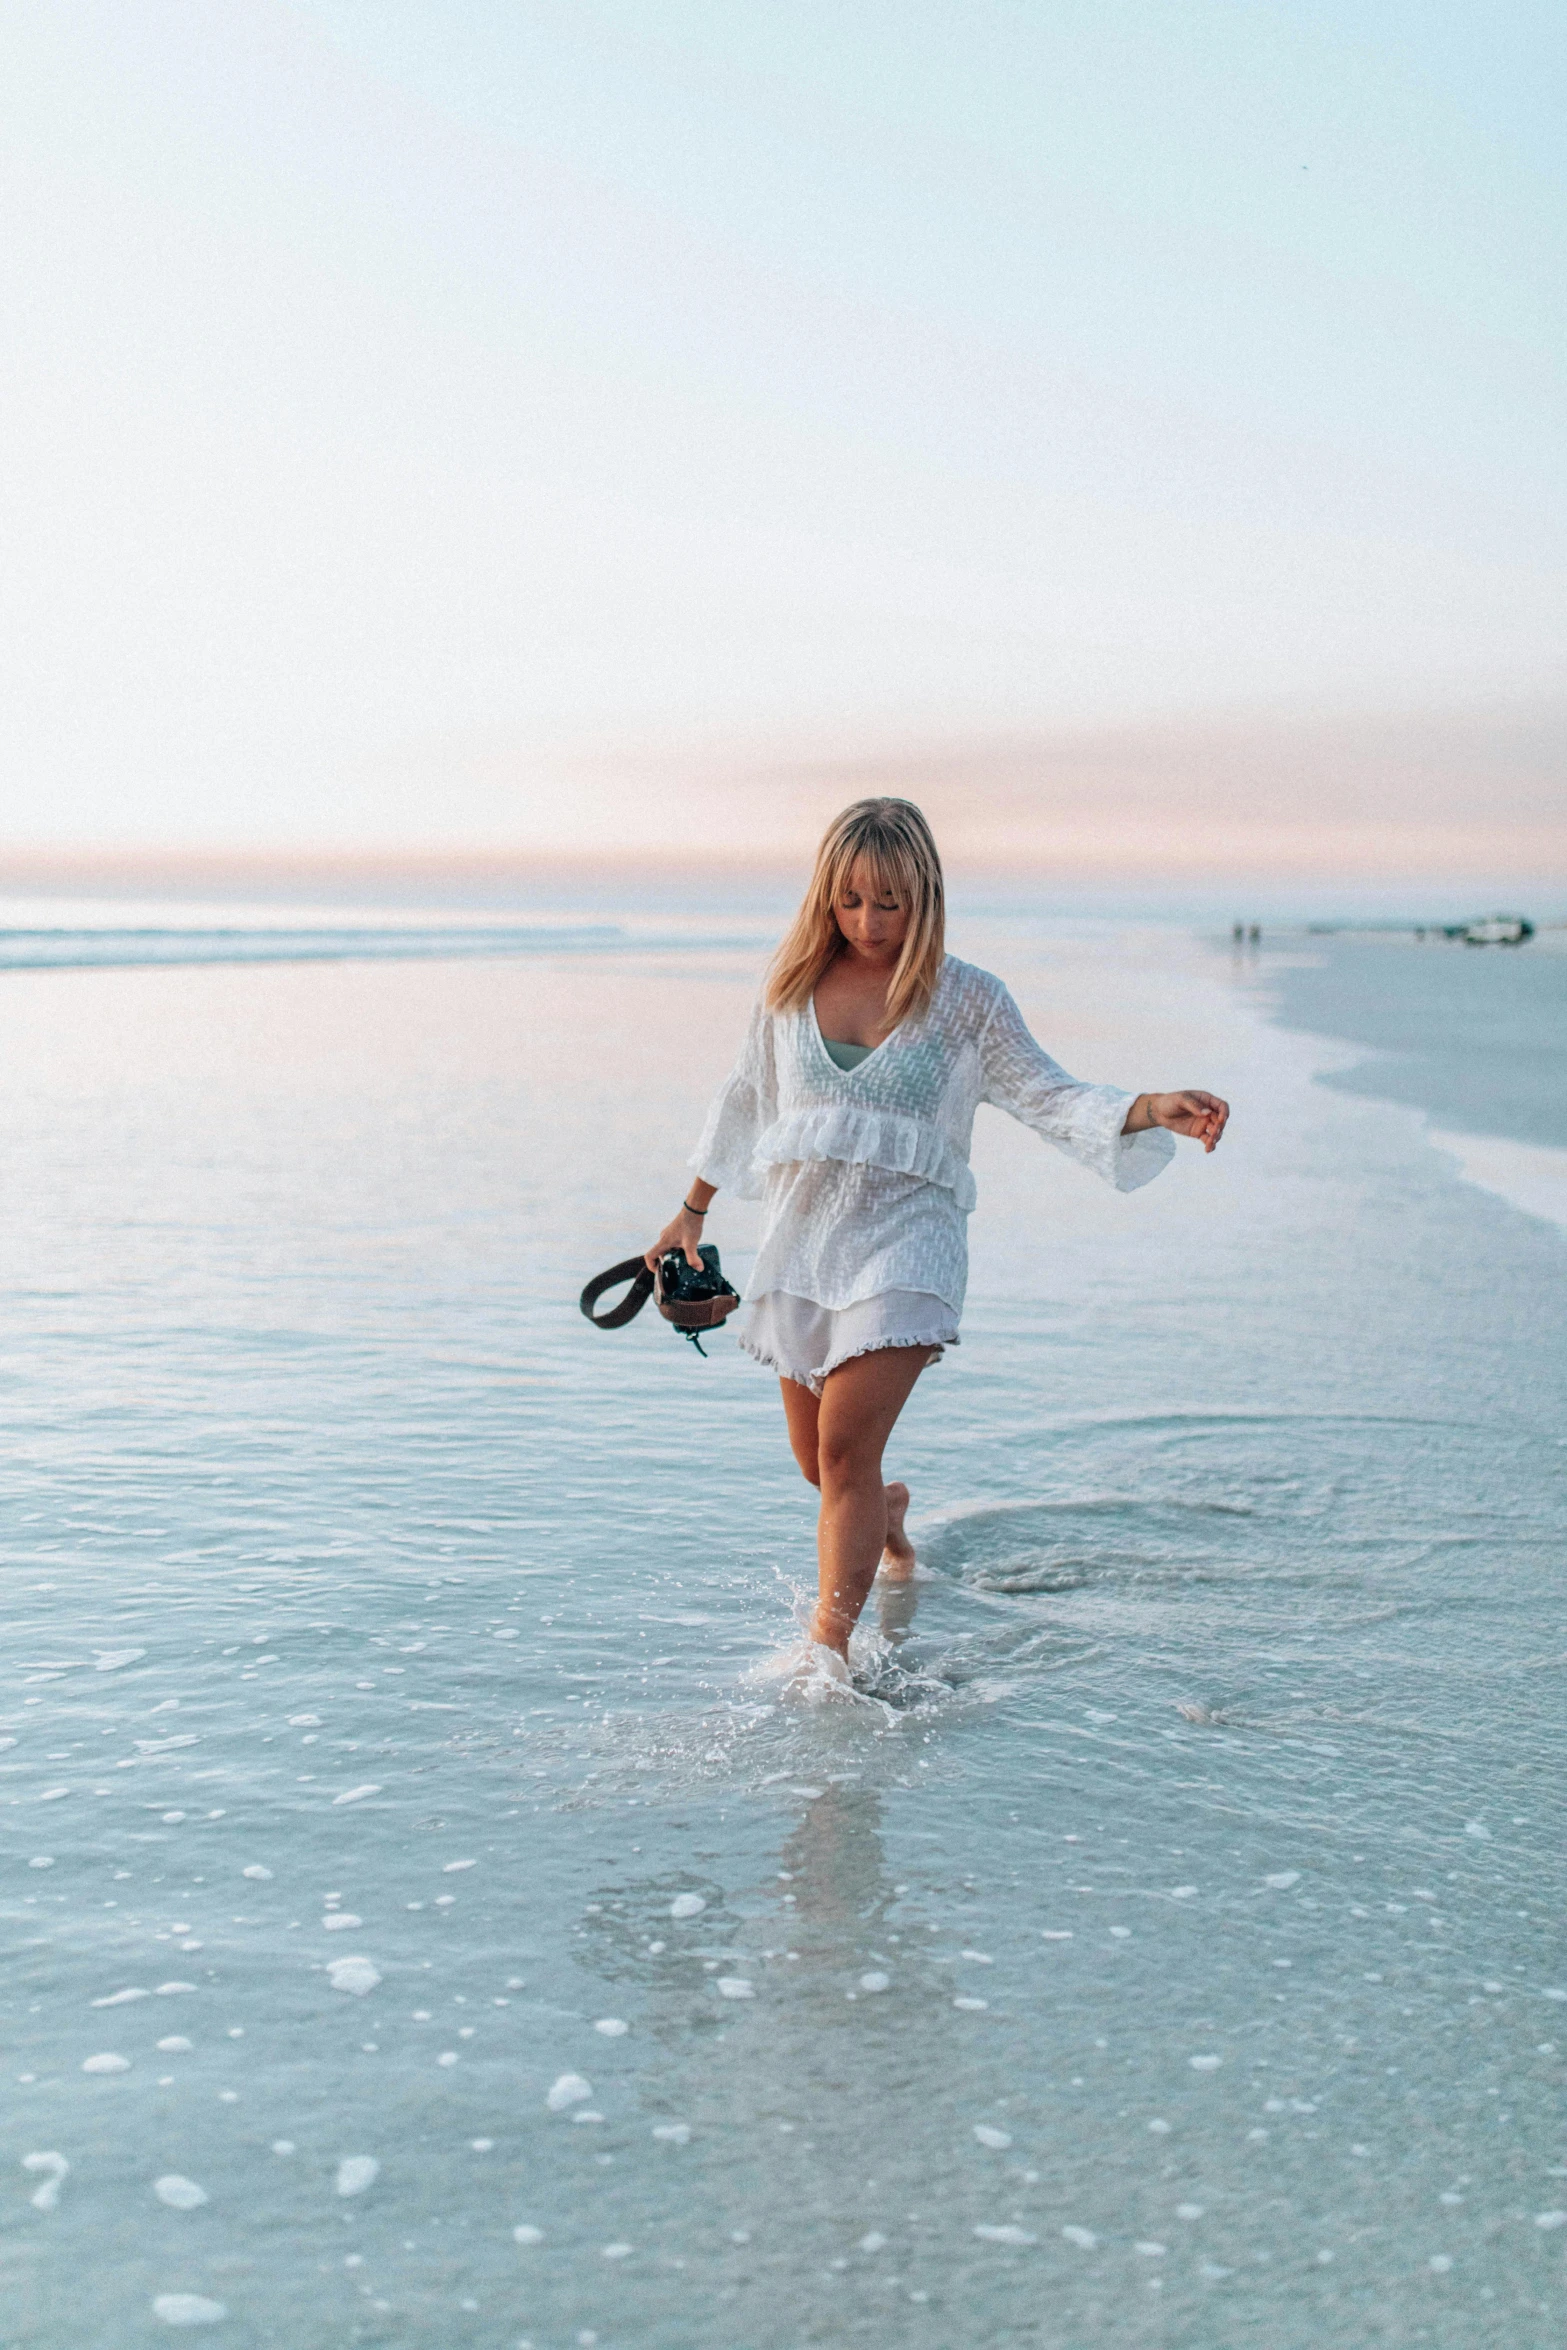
left=690, top=954, right=1175, bottom=1315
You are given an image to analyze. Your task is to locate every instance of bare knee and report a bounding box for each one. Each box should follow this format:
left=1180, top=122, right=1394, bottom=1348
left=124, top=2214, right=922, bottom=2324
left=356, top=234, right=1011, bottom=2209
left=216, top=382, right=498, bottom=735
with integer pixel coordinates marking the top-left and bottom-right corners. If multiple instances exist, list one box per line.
left=785, top=1424, right=822, bottom=1487
left=817, top=1428, right=882, bottom=1492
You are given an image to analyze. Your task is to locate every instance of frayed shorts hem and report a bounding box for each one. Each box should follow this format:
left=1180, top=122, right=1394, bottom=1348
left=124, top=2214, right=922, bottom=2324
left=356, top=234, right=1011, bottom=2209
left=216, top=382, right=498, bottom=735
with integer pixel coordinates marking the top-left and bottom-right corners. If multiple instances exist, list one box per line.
left=738, top=1289, right=960, bottom=1398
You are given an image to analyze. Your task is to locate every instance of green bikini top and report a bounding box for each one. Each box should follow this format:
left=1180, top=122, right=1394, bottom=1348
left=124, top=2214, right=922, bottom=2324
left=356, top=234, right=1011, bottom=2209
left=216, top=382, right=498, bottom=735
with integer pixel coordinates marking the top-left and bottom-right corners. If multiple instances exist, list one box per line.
left=823, top=1037, right=875, bottom=1071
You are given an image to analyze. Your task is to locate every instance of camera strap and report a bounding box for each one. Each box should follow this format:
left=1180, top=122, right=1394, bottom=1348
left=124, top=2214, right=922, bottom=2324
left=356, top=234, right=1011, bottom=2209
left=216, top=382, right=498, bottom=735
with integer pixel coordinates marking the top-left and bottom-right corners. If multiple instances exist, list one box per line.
left=579, top=1256, right=656, bottom=1329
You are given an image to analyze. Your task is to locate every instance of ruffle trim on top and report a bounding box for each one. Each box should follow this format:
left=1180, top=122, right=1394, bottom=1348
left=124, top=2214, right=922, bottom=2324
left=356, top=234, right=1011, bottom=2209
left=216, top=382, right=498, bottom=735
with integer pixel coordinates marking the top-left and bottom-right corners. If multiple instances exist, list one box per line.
left=750, top=1105, right=978, bottom=1212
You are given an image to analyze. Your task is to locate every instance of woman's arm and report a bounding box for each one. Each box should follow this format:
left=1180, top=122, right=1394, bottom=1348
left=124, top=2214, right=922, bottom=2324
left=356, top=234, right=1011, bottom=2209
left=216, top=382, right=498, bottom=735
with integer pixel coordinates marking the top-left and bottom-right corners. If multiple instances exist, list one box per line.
left=645, top=1177, right=717, bottom=1273
left=1121, top=1092, right=1229, bottom=1152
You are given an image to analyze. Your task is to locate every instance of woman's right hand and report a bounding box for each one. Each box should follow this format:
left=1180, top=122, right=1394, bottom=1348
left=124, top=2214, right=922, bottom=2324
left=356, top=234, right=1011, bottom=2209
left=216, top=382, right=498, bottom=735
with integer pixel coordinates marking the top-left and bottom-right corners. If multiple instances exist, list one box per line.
left=644, top=1206, right=707, bottom=1273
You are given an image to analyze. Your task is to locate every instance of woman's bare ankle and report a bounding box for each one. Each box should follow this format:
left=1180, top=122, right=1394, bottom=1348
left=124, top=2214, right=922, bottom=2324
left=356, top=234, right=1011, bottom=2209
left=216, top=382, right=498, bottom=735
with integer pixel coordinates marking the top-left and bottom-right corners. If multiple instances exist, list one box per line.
left=806, top=1610, right=851, bottom=1657
left=880, top=1480, right=916, bottom=1579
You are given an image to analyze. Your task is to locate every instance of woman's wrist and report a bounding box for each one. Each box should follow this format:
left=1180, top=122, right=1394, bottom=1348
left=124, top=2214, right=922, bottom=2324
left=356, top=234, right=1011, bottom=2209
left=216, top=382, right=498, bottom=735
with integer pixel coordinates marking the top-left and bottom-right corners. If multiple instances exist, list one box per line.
left=682, top=1197, right=707, bottom=1217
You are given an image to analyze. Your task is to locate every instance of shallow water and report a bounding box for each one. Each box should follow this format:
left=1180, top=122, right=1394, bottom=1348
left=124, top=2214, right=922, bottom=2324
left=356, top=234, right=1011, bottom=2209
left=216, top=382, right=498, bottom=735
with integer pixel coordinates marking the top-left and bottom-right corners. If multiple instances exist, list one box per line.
left=1253, top=925, right=1567, bottom=1152
left=3, top=912, right=1563, bottom=2347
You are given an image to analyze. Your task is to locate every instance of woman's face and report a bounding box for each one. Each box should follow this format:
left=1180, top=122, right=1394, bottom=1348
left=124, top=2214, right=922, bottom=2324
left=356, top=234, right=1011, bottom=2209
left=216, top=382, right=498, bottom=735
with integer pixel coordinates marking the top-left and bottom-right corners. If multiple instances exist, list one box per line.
left=834, top=856, right=910, bottom=959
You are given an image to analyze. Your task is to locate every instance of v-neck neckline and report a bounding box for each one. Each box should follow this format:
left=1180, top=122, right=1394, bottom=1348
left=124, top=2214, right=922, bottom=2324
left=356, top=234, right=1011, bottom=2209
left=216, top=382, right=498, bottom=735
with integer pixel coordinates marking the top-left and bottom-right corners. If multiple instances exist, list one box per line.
left=808, top=953, right=950, bottom=1076
left=809, top=997, right=896, bottom=1077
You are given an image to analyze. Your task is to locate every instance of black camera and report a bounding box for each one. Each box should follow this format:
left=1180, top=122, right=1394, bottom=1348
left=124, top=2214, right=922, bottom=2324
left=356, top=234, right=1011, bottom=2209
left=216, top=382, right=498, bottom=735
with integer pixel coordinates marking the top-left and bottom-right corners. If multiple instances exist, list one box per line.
left=580, top=1241, right=739, bottom=1357
left=654, top=1242, right=740, bottom=1351
left=658, top=1243, right=730, bottom=1302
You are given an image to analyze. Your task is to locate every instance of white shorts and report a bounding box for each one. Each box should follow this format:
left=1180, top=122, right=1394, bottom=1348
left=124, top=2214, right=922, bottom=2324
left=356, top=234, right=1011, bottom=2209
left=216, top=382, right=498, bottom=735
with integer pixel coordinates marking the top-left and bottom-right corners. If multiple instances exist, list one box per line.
left=739, top=1288, right=960, bottom=1397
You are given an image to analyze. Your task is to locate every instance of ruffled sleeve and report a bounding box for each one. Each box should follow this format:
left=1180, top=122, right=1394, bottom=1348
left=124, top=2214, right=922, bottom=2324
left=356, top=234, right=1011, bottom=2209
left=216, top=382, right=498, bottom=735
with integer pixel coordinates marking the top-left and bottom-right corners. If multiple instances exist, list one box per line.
left=688, top=996, right=777, bottom=1199
left=979, top=982, right=1175, bottom=1192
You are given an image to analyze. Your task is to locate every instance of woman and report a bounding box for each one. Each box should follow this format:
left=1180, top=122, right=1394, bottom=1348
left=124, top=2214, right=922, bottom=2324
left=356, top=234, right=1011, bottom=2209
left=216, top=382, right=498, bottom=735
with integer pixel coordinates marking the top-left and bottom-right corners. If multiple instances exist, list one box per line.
left=646, top=799, right=1228, bottom=1670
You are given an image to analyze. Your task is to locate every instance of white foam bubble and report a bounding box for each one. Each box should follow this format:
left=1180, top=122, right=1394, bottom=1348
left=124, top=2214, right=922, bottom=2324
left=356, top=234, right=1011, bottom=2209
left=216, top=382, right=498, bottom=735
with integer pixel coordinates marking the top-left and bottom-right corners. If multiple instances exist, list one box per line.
left=547, top=2073, right=592, bottom=2113
left=287, top=1715, right=321, bottom=1728
left=1062, top=2225, right=1097, bottom=2250
left=94, top=1987, right=149, bottom=2007
left=594, top=2018, right=629, bottom=2036
left=326, top=1956, right=381, bottom=1996
left=95, top=1649, right=146, bottom=1672
left=443, top=1859, right=475, bottom=1872
left=241, top=1866, right=272, bottom=1881
left=1147, top=2118, right=1171, bottom=2134
left=651, top=2124, right=691, bottom=2144
left=332, top=1785, right=381, bottom=1807
left=154, top=2176, right=209, bottom=2210
left=717, top=1979, right=754, bottom=2000
left=1189, top=2054, right=1222, bottom=2071
left=1536, top=2210, right=1566, bottom=2229
left=974, top=2224, right=1036, bottom=2245
left=152, top=2294, right=226, bottom=2325
left=1170, top=1886, right=1198, bottom=1900
left=858, top=2231, right=887, bottom=2252
left=28, top=1857, right=54, bottom=1870
left=953, top=1996, right=989, bottom=2012
left=270, top=2141, right=295, bottom=2156
left=1429, top=2254, right=1453, bottom=2273
left=601, top=2242, right=633, bottom=2260
left=1135, top=2241, right=1167, bottom=2256
left=973, top=2125, right=1012, bottom=2149
left=859, top=1972, right=890, bottom=1993
left=83, top=2052, right=130, bottom=2074
left=322, top=1914, right=362, bottom=1932
left=22, top=2153, right=68, bottom=2212
left=335, top=2156, right=380, bottom=2197
left=513, top=2224, right=545, bottom=2245
left=670, top=1894, right=706, bottom=1919
left=158, top=2037, right=193, bottom=2053
left=1264, top=1871, right=1300, bottom=1890
left=156, top=1982, right=197, bottom=1996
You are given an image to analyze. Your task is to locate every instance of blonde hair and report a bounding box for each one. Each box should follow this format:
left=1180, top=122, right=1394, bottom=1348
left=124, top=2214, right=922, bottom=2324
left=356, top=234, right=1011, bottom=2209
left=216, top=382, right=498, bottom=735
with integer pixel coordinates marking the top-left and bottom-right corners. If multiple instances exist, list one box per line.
left=766, top=798, right=946, bottom=1029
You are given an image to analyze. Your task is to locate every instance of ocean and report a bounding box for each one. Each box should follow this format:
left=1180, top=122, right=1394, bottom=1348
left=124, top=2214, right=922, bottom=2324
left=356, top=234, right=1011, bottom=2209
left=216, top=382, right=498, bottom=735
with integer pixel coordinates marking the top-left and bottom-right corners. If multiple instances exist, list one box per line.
left=2, top=892, right=1563, bottom=2349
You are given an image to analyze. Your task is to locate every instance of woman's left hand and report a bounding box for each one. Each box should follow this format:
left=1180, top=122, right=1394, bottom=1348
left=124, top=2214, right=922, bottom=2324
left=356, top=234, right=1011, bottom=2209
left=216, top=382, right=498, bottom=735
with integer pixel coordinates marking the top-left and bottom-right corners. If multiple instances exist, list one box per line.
left=1138, top=1091, right=1229, bottom=1151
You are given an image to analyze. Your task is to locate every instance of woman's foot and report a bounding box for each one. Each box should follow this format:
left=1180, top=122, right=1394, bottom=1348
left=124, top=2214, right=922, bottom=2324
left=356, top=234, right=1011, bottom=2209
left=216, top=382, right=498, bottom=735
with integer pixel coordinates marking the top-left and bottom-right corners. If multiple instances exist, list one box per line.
left=880, top=1481, right=916, bottom=1581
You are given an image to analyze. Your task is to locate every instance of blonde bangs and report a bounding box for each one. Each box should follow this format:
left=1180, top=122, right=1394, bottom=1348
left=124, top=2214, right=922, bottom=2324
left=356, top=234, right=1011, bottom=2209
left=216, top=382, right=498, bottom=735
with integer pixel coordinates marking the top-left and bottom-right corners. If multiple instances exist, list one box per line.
left=765, top=798, right=946, bottom=1029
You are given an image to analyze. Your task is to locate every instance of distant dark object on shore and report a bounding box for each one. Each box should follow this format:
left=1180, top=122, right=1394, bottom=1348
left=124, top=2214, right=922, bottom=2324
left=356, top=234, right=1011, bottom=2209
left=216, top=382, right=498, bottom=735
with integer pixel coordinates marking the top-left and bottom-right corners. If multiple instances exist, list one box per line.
left=1307, top=913, right=1536, bottom=947
left=1422, top=914, right=1534, bottom=948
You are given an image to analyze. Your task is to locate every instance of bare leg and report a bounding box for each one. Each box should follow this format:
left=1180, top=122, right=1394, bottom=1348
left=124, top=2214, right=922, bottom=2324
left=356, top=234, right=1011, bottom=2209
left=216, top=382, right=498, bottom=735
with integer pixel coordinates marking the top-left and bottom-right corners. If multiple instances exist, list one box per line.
left=807, top=1348, right=932, bottom=1657
left=779, top=1368, right=923, bottom=1606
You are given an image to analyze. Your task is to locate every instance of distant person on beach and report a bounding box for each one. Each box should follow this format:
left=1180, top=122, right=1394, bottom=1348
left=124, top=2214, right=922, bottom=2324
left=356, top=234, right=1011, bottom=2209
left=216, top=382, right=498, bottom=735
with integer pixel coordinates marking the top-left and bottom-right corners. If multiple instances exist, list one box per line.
left=645, top=799, right=1229, bottom=1674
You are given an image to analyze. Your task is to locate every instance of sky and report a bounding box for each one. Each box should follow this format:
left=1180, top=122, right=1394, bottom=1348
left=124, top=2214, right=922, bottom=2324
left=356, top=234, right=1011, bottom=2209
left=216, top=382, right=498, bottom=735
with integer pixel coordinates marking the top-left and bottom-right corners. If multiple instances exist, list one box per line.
left=2, top=1, right=1564, bottom=872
